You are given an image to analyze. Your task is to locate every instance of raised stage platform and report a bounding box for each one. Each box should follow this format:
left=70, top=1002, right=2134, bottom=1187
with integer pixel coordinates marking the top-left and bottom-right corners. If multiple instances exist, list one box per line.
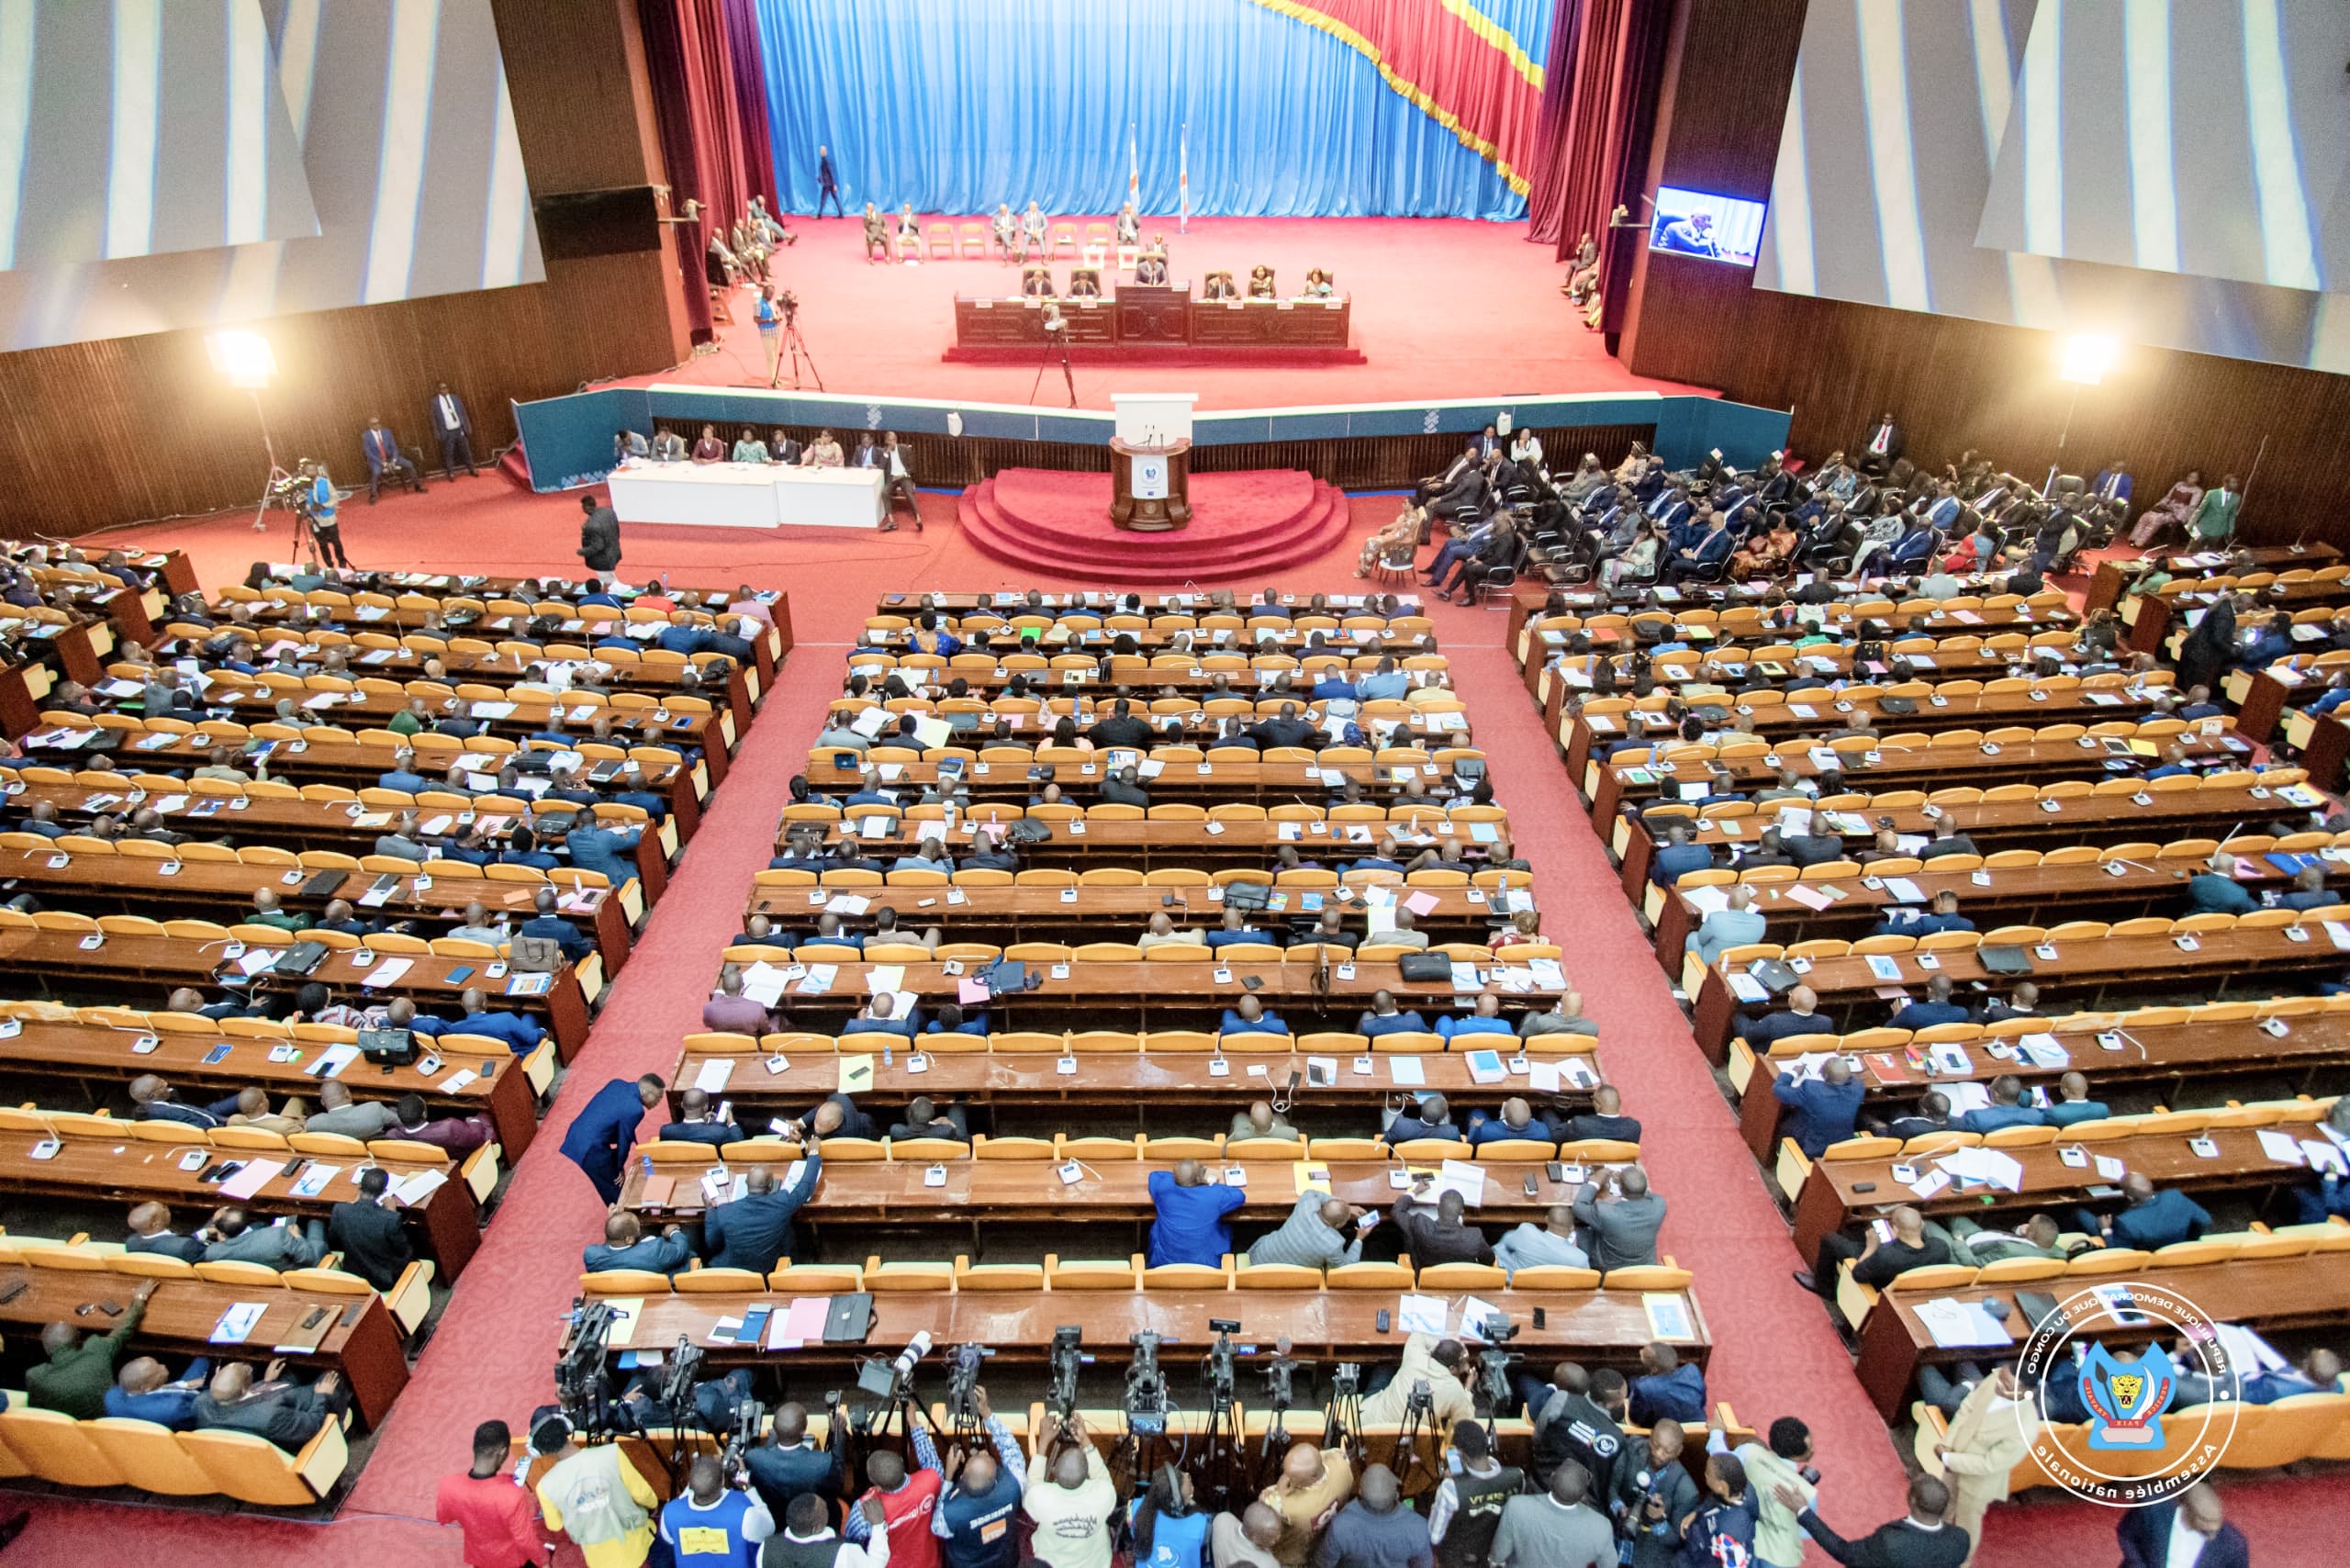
left=958, top=467, right=1348, bottom=583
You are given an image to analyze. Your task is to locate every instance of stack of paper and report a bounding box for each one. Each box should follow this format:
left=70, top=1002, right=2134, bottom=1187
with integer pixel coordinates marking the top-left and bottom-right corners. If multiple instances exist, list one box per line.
left=1912, top=1297, right=2015, bottom=1348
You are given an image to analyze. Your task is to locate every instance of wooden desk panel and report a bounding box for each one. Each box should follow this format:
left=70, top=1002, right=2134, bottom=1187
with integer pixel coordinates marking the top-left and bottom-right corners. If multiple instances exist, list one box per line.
left=799, top=819, right=1517, bottom=872
left=800, top=757, right=1483, bottom=806
left=744, top=883, right=1520, bottom=946
left=0, top=1266, right=408, bottom=1428
left=0, top=1014, right=538, bottom=1159
left=0, top=1127, right=476, bottom=1280
left=1186, top=297, right=1350, bottom=347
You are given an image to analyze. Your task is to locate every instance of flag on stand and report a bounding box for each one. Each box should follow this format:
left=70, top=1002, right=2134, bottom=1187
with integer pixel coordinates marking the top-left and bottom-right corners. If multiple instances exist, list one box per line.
left=1179, top=124, right=1190, bottom=232
left=1128, top=126, right=1139, bottom=210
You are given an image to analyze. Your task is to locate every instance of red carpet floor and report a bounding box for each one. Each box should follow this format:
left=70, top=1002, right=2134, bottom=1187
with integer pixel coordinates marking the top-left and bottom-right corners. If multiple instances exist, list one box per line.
left=18, top=486, right=2329, bottom=1565
left=625, top=217, right=1714, bottom=411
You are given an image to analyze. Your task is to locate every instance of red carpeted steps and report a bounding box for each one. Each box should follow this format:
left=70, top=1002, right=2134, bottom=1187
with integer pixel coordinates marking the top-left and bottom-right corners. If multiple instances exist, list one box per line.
left=958, top=466, right=1352, bottom=583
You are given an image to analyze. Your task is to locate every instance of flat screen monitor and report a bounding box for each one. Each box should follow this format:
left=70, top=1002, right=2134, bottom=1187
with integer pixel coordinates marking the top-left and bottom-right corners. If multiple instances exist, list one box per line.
left=1648, top=187, right=1766, bottom=267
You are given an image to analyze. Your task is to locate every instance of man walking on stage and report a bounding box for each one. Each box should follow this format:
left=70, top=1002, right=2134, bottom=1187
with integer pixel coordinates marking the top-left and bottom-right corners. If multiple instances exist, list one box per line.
left=816, top=145, right=844, bottom=218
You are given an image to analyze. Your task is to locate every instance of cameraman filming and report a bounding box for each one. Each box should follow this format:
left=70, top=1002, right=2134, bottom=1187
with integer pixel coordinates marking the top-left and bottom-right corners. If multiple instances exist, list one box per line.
left=297, top=460, right=352, bottom=571
left=658, top=1454, right=774, bottom=1565
left=934, top=1384, right=1028, bottom=1568
left=1359, top=1333, right=1474, bottom=1431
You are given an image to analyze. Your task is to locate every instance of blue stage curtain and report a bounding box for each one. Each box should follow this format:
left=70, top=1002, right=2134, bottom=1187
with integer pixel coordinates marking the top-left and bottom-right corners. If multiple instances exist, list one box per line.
left=752, top=0, right=1528, bottom=219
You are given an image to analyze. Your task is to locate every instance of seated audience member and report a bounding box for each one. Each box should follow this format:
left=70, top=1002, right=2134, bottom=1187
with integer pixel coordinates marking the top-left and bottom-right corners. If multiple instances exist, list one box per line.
left=1469, top=1097, right=1550, bottom=1148
left=660, top=1088, right=745, bottom=1148
left=1956, top=1075, right=2045, bottom=1135
left=193, top=1361, right=346, bottom=1449
left=202, top=1206, right=329, bottom=1271
left=1772, top=1058, right=1863, bottom=1158
left=2088, top=1173, right=2210, bottom=1250
left=1494, top=1204, right=1588, bottom=1275
left=1228, top=1102, right=1299, bottom=1145
left=585, top=1212, right=694, bottom=1276
left=1219, top=994, right=1290, bottom=1036
left=1391, top=1186, right=1494, bottom=1266
left=886, top=1096, right=970, bottom=1142
left=106, top=1353, right=212, bottom=1430
left=1794, top=1204, right=1950, bottom=1296
left=1564, top=1086, right=1639, bottom=1144
left=327, top=1167, right=416, bottom=1291
left=1383, top=1092, right=1457, bottom=1144
left=1628, top=1342, right=1707, bottom=1426
left=28, top=1280, right=160, bottom=1417
left=1357, top=991, right=1427, bottom=1038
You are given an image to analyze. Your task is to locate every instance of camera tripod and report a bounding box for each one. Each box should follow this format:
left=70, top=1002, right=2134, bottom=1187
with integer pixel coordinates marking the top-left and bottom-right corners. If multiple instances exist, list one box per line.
left=1027, top=326, right=1077, bottom=409
left=768, top=310, right=823, bottom=391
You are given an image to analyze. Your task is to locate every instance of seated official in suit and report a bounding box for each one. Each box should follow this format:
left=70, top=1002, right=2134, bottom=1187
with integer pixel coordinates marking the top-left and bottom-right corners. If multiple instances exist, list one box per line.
left=2087, top=1173, right=2210, bottom=1250
left=191, top=1361, right=344, bottom=1449
left=1134, top=248, right=1170, bottom=286
left=701, top=1154, right=824, bottom=1274
left=327, top=1167, right=415, bottom=1291
left=1067, top=267, right=1102, bottom=297
left=1956, top=1075, right=2046, bottom=1135
left=1247, top=264, right=1276, bottom=298
left=1774, top=1059, right=1863, bottom=1158
left=659, top=1087, right=745, bottom=1148
left=1203, top=269, right=1237, bottom=301
left=126, top=1201, right=207, bottom=1261
left=1020, top=265, right=1055, bottom=298
left=106, top=1355, right=212, bottom=1430
left=585, top=1212, right=693, bottom=1276
left=202, top=1207, right=329, bottom=1271
left=359, top=417, right=425, bottom=502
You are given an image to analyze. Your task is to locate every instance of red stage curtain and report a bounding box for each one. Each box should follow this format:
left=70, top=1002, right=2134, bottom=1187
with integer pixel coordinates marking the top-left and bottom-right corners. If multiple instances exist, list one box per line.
left=1528, top=0, right=1672, bottom=331
left=638, top=0, right=778, bottom=344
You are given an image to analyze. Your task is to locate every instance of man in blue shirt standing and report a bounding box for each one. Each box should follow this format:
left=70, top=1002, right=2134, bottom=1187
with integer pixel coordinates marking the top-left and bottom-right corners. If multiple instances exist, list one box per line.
left=1772, top=1058, right=1863, bottom=1158
left=559, top=1073, right=666, bottom=1204
left=932, top=1385, right=1027, bottom=1568
left=1146, top=1159, right=1246, bottom=1267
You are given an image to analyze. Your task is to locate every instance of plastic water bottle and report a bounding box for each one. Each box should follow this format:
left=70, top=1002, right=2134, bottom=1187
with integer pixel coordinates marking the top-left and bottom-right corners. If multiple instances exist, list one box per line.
left=883, top=1042, right=895, bottom=1067
left=641, top=1152, right=654, bottom=1177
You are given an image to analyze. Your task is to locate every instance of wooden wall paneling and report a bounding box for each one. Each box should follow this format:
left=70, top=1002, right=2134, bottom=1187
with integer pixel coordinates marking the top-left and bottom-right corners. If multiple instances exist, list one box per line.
left=1619, top=0, right=2350, bottom=546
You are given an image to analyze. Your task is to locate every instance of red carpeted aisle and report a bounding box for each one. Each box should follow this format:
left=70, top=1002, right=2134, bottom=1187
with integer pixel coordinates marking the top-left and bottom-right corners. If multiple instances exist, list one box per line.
left=12, top=487, right=2328, bottom=1565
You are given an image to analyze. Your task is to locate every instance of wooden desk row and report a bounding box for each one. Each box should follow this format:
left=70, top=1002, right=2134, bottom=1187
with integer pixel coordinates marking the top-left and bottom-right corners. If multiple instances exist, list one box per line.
left=0, top=844, right=630, bottom=974
left=196, top=677, right=742, bottom=762
left=0, top=1009, right=540, bottom=1158
left=796, top=818, right=1515, bottom=871
left=952, top=290, right=1351, bottom=353
left=1, top=777, right=676, bottom=907
left=0, top=1127, right=477, bottom=1282
left=1587, top=731, right=2249, bottom=824
left=616, top=1283, right=1703, bottom=1375
left=744, top=880, right=1524, bottom=946
left=1731, top=1004, right=2350, bottom=1162
left=2083, top=543, right=2342, bottom=616
left=0, top=622, right=109, bottom=736
left=0, top=1264, right=406, bottom=1428
left=1856, top=1251, right=2349, bottom=1419
left=690, top=955, right=1565, bottom=1034
left=879, top=592, right=1418, bottom=620
left=0, top=927, right=590, bottom=1059
left=1614, top=773, right=2303, bottom=892
left=1650, top=852, right=2333, bottom=973
left=801, top=756, right=1485, bottom=804
left=1695, top=921, right=2350, bottom=1062
left=626, top=1156, right=1597, bottom=1230
left=667, top=1032, right=1602, bottom=1126
left=1787, top=1122, right=2336, bottom=1261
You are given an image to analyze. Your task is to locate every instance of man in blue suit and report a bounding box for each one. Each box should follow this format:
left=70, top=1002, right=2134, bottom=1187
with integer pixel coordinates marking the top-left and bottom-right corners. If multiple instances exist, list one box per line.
left=1218, top=995, right=1289, bottom=1036
left=443, top=988, right=546, bottom=1056
left=562, top=813, right=643, bottom=887
left=2183, top=852, right=2258, bottom=915
left=359, top=417, right=424, bottom=502
left=499, top=825, right=561, bottom=871
left=701, top=1152, right=824, bottom=1274
left=2042, top=1071, right=2109, bottom=1128
left=1887, top=976, right=1971, bottom=1030
left=560, top=1073, right=666, bottom=1204
left=657, top=1088, right=744, bottom=1148
left=2092, top=1173, right=2211, bottom=1250
left=516, top=887, right=595, bottom=964
left=2117, top=1484, right=2248, bottom=1568
left=105, top=1356, right=211, bottom=1429
left=1957, top=1075, right=2046, bottom=1135
left=1651, top=823, right=1714, bottom=890
left=585, top=1212, right=692, bottom=1275
left=1663, top=510, right=1733, bottom=584
left=1773, top=1058, right=1863, bottom=1158
left=377, top=749, right=432, bottom=794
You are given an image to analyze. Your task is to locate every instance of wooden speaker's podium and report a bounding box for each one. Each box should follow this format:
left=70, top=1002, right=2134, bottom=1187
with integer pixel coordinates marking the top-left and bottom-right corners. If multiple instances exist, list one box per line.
left=1108, top=392, right=1196, bottom=533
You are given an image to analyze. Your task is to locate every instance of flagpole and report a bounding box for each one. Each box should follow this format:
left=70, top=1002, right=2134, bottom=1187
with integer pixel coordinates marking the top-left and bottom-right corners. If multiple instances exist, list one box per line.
left=1180, top=122, right=1190, bottom=233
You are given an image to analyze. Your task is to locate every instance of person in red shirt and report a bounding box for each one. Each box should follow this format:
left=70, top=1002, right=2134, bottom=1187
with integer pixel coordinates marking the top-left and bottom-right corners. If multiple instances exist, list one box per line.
left=842, top=1425, right=946, bottom=1568
left=435, top=1419, right=544, bottom=1568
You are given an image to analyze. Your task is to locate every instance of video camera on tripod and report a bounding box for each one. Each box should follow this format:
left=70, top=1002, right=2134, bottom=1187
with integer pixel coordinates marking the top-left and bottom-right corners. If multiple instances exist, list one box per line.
left=1206, top=1319, right=1240, bottom=1407
left=658, top=1337, right=707, bottom=1423
left=1046, top=1326, right=1084, bottom=1419
left=554, top=1297, right=617, bottom=1415
left=855, top=1330, right=934, bottom=1407
left=263, top=470, right=310, bottom=512
left=946, top=1342, right=993, bottom=1426
left=1473, top=1317, right=1522, bottom=1418
left=722, top=1396, right=766, bottom=1482
left=1124, top=1330, right=1169, bottom=1437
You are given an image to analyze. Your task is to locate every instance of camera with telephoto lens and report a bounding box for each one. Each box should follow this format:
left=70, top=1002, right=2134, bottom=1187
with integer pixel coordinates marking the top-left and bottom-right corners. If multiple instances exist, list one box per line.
left=722, top=1397, right=765, bottom=1482
left=946, top=1342, right=992, bottom=1422
left=1046, top=1326, right=1083, bottom=1418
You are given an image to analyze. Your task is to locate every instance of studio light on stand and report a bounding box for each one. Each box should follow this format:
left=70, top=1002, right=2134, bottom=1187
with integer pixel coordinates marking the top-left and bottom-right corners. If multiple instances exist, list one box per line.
left=207, top=330, right=286, bottom=532
left=2046, top=332, right=2116, bottom=495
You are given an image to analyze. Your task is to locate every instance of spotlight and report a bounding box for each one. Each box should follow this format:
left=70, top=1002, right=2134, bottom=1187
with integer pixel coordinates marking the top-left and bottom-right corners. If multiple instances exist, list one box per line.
left=2058, top=334, right=2117, bottom=386
left=206, top=330, right=277, bottom=389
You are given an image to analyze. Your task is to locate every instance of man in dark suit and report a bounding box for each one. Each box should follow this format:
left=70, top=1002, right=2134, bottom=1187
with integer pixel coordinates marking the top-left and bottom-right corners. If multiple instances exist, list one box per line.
left=1391, top=1187, right=1494, bottom=1266
left=658, top=1088, right=744, bottom=1148
left=428, top=382, right=477, bottom=478
left=1785, top=1474, right=1968, bottom=1568
left=105, top=1355, right=212, bottom=1430
left=701, top=1150, right=824, bottom=1274
left=326, top=1167, right=414, bottom=1290
left=1100, top=767, right=1150, bottom=808
left=815, top=146, right=844, bottom=218
left=129, top=1074, right=234, bottom=1130
left=559, top=1073, right=666, bottom=1204
left=1252, top=702, right=1319, bottom=750
left=584, top=1212, right=692, bottom=1275
left=2118, top=1484, right=2248, bottom=1568
left=360, top=417, right=425, bottom=502
left=191, top=1361, right=343, bottom=1449
left=578, top=493, right=621, bottom=582
left=125, top=1202, right=207, bottom=1262
left=1086, top=699, right=1153, bottom=750
left=1773, top=1059, right=1863, bottom=1158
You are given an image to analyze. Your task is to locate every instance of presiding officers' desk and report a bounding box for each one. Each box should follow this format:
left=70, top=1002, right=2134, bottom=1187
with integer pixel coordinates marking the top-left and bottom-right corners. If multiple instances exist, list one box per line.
left=0, top=1009, right=541, bottom=1159
left=667, top=1032, right=1605, bottom=1126
left=1785, top=1122, right=2333, bottom=1263
left=1853, top=1250, right=2350, bottom=1419
left=608, top=459, right=886, bottom=531
left=0, top=1264, right=408, bottom=1428
left=621, top=1283, right=1706, bottom=1375
left=625, top=1156, right=1609, bottom=1232
left=0, top=1126, right=479, bottom=1281
left=1734, top=1002, right=2350, bottom=1163
left=954, top=286, right=1352, bottom=355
